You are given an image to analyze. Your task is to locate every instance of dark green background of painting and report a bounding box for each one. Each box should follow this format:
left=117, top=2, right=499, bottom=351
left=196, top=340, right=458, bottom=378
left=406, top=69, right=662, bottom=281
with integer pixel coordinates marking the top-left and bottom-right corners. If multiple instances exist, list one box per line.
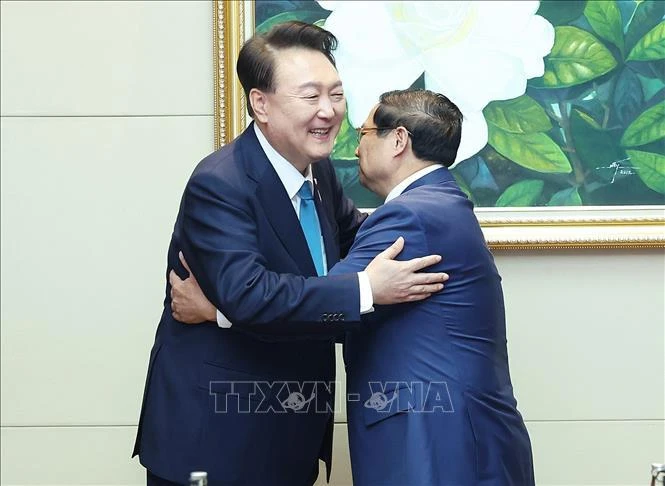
left=254, top=0, right=665, bottom=208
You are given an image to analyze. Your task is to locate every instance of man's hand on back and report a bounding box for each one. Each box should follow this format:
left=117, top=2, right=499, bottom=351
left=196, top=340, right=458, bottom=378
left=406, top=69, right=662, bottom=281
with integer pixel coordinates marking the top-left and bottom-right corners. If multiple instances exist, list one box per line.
left=169, top=252, right=217, bottom=324
left=366, top=237, right=448, bottom=305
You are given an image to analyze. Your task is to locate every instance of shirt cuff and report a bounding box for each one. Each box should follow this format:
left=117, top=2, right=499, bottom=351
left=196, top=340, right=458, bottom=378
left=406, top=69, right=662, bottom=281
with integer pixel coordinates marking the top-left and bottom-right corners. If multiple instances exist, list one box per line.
left=216, top=309, right=233, bottom=328
left=358, top=271, right=375, bottom=314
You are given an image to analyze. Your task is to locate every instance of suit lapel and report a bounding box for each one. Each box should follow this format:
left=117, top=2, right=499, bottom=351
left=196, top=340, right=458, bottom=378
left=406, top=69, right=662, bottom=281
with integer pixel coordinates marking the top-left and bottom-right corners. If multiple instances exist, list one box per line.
left=311, top=171, right=340, bottom=269
left=240, top=125, right=318, bottom=277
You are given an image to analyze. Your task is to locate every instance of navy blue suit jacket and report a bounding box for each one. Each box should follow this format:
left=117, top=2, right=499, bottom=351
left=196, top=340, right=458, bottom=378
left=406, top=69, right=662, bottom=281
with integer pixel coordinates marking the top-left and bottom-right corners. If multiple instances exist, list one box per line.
left=133, top=124, right=366, bottom=484
left=331, top=168, right=534, bottom=485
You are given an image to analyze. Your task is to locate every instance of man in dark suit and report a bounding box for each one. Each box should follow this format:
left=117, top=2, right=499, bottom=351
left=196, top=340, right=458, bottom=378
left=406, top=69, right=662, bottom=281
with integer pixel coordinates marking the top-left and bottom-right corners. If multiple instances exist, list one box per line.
left=333, top=89, right=535, bottom=485
left=133, top=23, right=447, bottom=486
left=174, top=88, right=534, bottom=485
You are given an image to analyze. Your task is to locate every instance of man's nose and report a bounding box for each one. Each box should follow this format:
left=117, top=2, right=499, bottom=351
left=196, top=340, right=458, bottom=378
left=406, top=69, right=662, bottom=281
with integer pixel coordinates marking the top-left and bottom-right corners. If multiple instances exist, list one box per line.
left=317, top=97, right=335, bottom=118
left=355, top=146, right=360, bottom=158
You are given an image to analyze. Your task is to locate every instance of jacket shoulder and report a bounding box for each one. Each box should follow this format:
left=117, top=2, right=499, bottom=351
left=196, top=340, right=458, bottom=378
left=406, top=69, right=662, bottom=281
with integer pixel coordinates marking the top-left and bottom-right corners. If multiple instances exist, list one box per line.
left=187, top=137, right=256, bottom=196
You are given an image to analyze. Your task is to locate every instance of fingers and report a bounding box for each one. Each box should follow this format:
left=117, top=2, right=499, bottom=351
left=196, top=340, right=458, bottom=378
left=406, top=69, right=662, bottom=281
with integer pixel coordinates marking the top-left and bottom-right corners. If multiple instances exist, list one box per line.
left=170, top=300, right=179, bottom=320
left=169, top=269, right=187, bottom=289
left=406, top=293, right=432, bottom=303
left=170, top=270, right=183, bottom=311
left=409, top=271, right=449, bottom=284
left=168, top=269, right=179, bottom=286
left=378, top=236, right=405, bottom=260
left=179, top=251, right=192, bottom=274
left=401, top=282, right=445, bottom=303
left=408, top=254, right=443, bottom=272
left=412, top=283, right=445, bottom=294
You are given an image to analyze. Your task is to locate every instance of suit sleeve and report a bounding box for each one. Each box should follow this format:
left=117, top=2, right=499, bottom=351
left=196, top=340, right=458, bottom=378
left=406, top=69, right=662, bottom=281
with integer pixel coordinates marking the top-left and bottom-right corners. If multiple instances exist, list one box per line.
left=180, top=171, right=361, bottom=337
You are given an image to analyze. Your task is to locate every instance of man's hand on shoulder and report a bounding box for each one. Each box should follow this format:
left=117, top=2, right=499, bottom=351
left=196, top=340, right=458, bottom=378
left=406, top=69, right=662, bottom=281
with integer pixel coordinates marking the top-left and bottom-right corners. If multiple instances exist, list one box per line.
left=366, top=237, right=449, bottom=305
left=169, top=252, right=217, bottom=324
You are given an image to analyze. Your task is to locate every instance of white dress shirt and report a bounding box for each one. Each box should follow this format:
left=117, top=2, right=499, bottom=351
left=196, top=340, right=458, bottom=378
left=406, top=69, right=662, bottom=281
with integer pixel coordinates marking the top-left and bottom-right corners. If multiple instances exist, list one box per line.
left=384, top=164, right=445, bottom=203
left=215, top=124, right=373, bottom=328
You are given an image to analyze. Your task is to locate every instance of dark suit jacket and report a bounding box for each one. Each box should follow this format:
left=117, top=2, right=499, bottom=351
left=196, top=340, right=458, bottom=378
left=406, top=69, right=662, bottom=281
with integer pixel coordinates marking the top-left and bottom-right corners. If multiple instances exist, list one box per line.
left=133, top=123, right=366, bottom=485
left=332, top=168, right=534, bottom=485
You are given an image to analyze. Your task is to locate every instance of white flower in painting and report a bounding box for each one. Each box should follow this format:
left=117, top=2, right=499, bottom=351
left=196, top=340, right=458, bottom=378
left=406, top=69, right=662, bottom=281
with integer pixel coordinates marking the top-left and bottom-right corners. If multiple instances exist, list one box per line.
left=319, top=1, right=555, bottom=166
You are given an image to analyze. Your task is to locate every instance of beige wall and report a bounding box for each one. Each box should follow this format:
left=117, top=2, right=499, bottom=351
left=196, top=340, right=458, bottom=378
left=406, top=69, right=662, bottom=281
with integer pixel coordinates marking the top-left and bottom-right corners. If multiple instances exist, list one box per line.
left=1, top=2, right=663, bottom=485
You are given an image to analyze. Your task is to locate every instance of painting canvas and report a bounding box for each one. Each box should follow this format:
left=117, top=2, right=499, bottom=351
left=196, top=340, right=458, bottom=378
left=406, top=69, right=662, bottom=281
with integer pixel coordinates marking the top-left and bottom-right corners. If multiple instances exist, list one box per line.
left=214, top=0, right=665, bottom=248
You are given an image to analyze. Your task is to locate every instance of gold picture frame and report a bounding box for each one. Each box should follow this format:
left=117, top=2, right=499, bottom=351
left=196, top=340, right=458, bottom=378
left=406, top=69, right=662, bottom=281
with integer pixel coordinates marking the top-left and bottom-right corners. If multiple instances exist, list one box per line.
left=213, top=0, right=665, bottom=250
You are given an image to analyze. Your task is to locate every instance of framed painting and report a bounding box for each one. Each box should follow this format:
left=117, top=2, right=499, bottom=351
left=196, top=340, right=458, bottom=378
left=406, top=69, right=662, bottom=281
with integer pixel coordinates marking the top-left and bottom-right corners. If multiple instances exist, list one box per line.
left=213, top=0, right=665, bottom=249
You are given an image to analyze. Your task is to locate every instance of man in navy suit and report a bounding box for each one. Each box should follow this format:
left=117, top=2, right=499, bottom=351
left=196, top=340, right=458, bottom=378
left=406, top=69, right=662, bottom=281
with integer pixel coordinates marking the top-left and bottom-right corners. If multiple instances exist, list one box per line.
left=174, top=88, right=534, bottom=485
left=133, top=23, right=448, bottom=486
left=334, top=89, right=534, bottom=485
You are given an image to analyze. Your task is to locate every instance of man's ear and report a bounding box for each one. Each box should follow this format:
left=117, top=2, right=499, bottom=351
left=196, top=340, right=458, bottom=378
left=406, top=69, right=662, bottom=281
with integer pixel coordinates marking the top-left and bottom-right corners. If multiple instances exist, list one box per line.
left=249, top=88, right=268, bottom=123
left=394, top=126, right=410, bottom=156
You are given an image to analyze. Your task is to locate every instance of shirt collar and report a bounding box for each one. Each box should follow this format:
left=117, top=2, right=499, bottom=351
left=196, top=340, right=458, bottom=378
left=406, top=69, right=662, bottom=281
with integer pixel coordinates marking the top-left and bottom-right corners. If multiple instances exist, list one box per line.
left=254, top=123, right=313, bottom=199
left=385, top=164, right=444, bottom=203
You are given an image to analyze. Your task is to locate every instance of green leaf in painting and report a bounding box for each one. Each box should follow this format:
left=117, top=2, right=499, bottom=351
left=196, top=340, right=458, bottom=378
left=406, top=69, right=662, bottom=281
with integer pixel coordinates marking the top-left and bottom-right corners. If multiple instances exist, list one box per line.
left=572, top=108, right=601, bottom=129
left=629, top=58, right=665, bottom=80
left=614, top=68, right=645, bottom=125
left=495, top=180, right=545, bottom=207
left=451, top=171, right=475, bottom=203
left=331, top=113, right=359, bottom=160
left=570, top=108, right=625, bottom=177
left=334, top=163, right=359, bottom=189
left=536, top=0, right=586, bottom=26
left=625, top=149, right=665, bottom=193
left=638, top=76, right=665, bottom=102
left=548, top=187, right=583, bottom=206
left=627, top=21, right=665, bottom=61
left=625, top=0, right=663, bottom=52
left=536, top=26, right=618, bottom=88
left=483, top=95, right=552, bottom=134
left=488, top=127, right=573, bottom=174
left=584, top=0, right=624, bottom=54
left=620, top=101, right=665, bottom=147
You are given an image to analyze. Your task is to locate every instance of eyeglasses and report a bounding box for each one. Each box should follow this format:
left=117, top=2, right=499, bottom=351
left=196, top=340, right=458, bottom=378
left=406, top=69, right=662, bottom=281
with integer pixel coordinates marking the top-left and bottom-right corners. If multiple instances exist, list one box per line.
left=356, top=126, right=392, bottom=142
left=355, top=126, right=412, bottom=142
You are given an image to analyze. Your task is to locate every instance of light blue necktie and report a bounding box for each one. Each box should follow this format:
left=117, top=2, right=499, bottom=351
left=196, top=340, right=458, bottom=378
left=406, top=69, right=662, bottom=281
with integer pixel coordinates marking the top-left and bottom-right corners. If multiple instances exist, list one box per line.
left=298, top=181, right=325, bottom=276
